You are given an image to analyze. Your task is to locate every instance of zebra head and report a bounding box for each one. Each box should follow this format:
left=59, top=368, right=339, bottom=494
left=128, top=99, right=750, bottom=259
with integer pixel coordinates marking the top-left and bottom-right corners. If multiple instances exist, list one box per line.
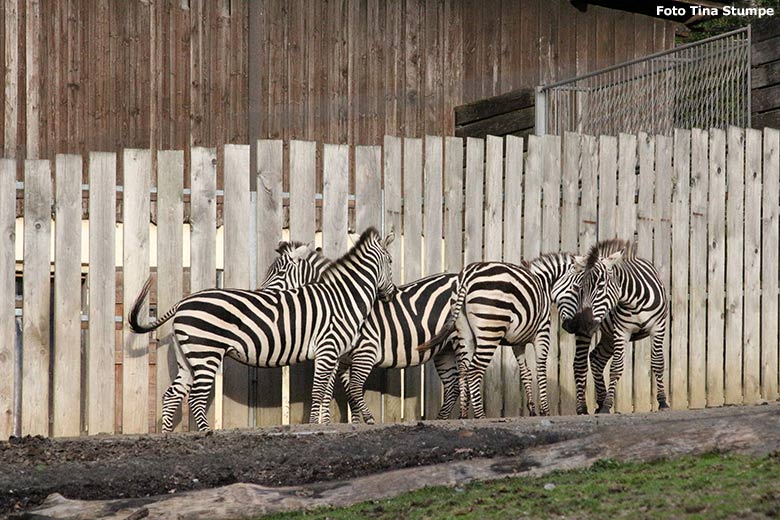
left=564, top=248, right=624, bottom=336
left=551, top=264, right=583, bottom=324
left=258, top=241, right=331, bottom=291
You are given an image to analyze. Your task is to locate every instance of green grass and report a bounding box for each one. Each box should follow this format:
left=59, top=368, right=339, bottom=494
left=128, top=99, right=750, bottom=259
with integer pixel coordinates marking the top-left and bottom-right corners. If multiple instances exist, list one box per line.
left=262, top=452, right=780, bottom=519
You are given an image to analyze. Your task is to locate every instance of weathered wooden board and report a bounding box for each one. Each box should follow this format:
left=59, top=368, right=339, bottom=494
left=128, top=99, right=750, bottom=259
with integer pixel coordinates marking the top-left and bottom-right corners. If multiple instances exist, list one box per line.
left=255, top=140, right=283, bottom=426
left=423, top=136, right=444, bottom=419
left=503, top=135, right=524, bottom=417
left=724, top=127, right=745, bottom=405
left=706, top=129, right=726, bottom=407
left=88, top=152, right=116, bottom=435
left=288, top=140, right=317, bottom=425
left=742, top=130, right=761, bottom=404
left=483, top=135, right=504, bottom=418
left=223, top=144, right=251, bottom=428
left=322, top=143, right=349, bottom=423
left=355, top=145, right=384, bottom=421
left=634, top=133, right=654, bottom=413
left=403, top=137, right=423, bottom=421
left=156, top=150, right=184, bottom=432
left=383, top=136, right=403, bottom=423
left=122, top=149, right=151, bottom=434
left=0, top=160, right=16, bottom=439
left=670, top=130, right=690, bottom=410
left=464, top=138, right=484, bottom=265
left=523, top=135, right=542, bottom=412
left=688, top=129, right=708, bottom=409
left=761, top=128, right=780, bottom=402
left=653, top=135, right=672, bottom=411
left=189, top=147, right=217, bottom=428
left=53, top=154, right=83, bottom=437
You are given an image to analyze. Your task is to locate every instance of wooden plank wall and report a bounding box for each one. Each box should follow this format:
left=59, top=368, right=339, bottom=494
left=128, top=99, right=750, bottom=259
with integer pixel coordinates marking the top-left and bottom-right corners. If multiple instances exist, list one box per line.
left=5, top=127, right=779, bottom=439
left=0, top=0, right=247, bottom=181
left=752, top=17, right=780, bottom=130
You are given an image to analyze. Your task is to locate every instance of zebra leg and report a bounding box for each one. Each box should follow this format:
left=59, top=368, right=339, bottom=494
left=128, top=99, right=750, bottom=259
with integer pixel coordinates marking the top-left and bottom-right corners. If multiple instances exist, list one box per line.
left=336, top=359, right=361, bottom=424
left=466, top=345, right=498, bottom=419
left=533, top=322, right=553, bottom=416
left=455, top=347, right=471, bottom=419
left=590, top=336, right=613, bottom=411
left=347, top=349, right=379, bottom=424
left=318, top=362, right=340, bottom=424
left=601, top=333, right=629, bottom=414
left=573, top=334, right=592, bottom=415
left=309, top=345, right=340, bottom=424
left=516, top=353, right=536, bottom=416
left=651, top=328, right=670, bottom=410
left=161, top=363, right=193, bottom=433
left=433, top=347, right=459, bottom=420
left=187, top=361, right=221, bottom=432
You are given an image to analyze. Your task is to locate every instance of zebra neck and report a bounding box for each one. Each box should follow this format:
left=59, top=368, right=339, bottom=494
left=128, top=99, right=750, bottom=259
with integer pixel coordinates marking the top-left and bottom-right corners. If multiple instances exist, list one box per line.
left=322, top=255, right=380, bottom=312
left=530, top=254, right=573, bottom=295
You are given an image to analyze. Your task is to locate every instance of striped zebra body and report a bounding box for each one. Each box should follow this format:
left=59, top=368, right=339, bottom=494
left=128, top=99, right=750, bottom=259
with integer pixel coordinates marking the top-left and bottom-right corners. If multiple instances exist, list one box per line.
left=259, top=241, right=332, bottom=291
left=338, top=272, right=460, bottom=424
left=563, top=239, right=668, bottom=414
left=129, top=228, right=396, bottom=431
left=419, top=261, right=560, bottom=419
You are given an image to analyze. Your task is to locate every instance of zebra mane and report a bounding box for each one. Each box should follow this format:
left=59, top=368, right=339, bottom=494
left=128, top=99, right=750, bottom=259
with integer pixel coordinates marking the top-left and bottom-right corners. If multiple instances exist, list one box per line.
left=585, top=238, right=637, bottom=269
left=321, top=227, right=382, bottom=277
left=275, top=240, right=307, bottom=255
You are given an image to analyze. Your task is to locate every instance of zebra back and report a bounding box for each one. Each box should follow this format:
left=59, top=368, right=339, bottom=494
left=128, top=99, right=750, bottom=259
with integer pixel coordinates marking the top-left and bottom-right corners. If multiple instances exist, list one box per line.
left=258, top=241, right=333, bottom=291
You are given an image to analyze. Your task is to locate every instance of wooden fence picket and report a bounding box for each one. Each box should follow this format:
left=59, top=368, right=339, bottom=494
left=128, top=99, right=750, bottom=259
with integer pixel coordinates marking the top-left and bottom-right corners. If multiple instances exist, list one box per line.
left=88, top=152, right=116, bottom=434
left=53, top=154, right=82, bottom=437
left=523, top=135, right=542, bottom=410
left=255, top=140, right=284, bottom=426
left=22, top=160, right=52, bottom=436
left=743, top=130, right=762, bottom=404
left=403, top=137, right=423, bottom=421
left=464, top=138, right=484, bottom=265
left=502, top=135, right=524, bottom=417
left=155, top=150, right=184, bottom=431
left=707, top=129, right=726, bottom=407
left=483, top=135, right=504, bottom=417
left=634, top=133, right=655, bottom=412
left=322, top=143, right=349, bottom=422
left=355, top=145, right=384, bottom=420
left=189, top=147, right=217, bottom=428
left=122, top=149, right=151, bottom=434
left=761, top=128, right=780, bottom=403
left=541, top=134, right=562, bottom=415
left=688, top=129, right=709, bottom=409
left=725, top=127, right=745, bottom=405
left=288, top=140, right=317, bottom=424
left=0, top=161, right=15, bottom=439
left=670, top=129, right=691, bottom=410
left=423, top=136, right=444, bottom=419
left=223, top=144, right=251, bottom=428
left=558, top=134, right=579, bottom=415
left=383, top=136, right=403, bottom=423
left=615, top=133, right=637, bottom=415
left=653, top=135, right=672, bottom=410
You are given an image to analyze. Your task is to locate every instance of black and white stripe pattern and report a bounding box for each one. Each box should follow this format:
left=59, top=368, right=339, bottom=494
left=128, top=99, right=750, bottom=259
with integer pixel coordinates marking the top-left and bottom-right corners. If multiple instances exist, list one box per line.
left=563, top=239, right=669, bottom=414
left=258, top=241, right=332, bottom=291
left=129, top=227, right=396, bottom=431
left=419, top=261, right=556, bottom=419
left=338, top=272, right=460, bottom=424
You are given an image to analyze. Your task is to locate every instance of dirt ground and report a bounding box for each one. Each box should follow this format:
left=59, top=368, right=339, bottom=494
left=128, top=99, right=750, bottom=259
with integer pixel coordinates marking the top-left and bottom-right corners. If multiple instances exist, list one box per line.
left=2, top=404, right=780, bottom=518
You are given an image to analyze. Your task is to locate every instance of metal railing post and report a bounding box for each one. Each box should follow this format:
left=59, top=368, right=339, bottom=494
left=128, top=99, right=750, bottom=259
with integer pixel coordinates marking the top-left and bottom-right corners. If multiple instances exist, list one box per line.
left=535, top=86, right=547, bottom=136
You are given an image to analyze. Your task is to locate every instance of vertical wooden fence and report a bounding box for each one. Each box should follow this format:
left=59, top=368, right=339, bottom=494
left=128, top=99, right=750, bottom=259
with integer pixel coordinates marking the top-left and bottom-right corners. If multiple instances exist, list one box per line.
left=1, top=126, right=779, bottom=439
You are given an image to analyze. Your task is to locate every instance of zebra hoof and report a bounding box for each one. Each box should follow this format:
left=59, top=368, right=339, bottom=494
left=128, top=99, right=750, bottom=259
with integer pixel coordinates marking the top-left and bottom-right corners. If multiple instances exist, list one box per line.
left=658, top=401, right=670, bottom=410
left=596, top=406, right=611, bottom=414
left=365, top=417, right=376, bottom=425
left=203, top=429, right=214, bottom=437
left=575, top=407, right=589, bottom=415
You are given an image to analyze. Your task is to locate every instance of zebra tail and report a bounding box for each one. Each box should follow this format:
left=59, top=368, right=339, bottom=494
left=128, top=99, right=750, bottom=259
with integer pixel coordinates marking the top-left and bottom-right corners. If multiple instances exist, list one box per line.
left=128, top=276, right=178, bottom=334
left=417, top=275, right=469, bottom=352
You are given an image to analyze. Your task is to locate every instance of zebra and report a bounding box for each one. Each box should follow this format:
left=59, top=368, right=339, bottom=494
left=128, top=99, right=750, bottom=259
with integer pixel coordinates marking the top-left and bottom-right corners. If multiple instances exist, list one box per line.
left=562, top=239, right=669, bottom=414
left=128, top=227, right=397, bottom=431
left=418, top=254, right=579, bottom=419
left=336, top=272, right=461, bottom=424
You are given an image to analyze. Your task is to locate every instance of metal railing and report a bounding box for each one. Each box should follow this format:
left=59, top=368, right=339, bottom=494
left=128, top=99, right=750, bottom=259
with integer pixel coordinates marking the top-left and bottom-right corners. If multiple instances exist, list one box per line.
left=536, top=27, right=751, bottom=136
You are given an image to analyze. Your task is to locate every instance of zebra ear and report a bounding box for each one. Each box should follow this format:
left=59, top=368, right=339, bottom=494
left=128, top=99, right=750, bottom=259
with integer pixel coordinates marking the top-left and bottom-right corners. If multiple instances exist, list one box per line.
left=603, top=249, right=624, bottom=269
left=573, top=255, right=587, bottom=272
left=289, top=243, right=311, bottom=260
left=383, top=231, right=395, bottom=248
left=275, top=241, right=291, bottom=255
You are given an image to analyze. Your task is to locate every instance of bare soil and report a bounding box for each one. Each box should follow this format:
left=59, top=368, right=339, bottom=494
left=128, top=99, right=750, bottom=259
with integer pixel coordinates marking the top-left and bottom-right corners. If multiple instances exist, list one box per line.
left=2, top=404, right=779, bottom=519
